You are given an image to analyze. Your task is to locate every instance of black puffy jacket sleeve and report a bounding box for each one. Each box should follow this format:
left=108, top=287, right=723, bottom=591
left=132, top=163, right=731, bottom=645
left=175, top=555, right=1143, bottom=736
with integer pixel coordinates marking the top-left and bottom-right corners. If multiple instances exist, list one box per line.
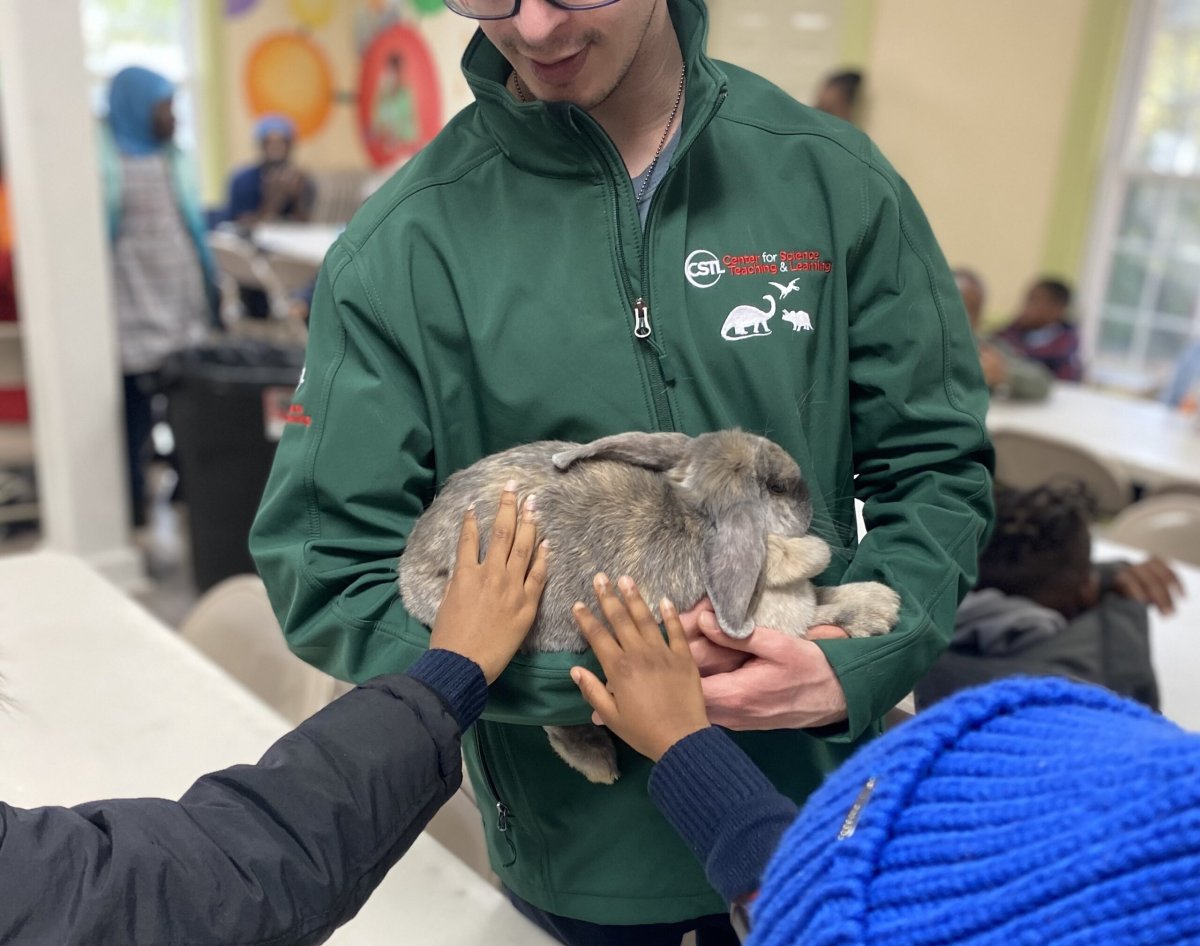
left=0, top=672, right=466, bottom=945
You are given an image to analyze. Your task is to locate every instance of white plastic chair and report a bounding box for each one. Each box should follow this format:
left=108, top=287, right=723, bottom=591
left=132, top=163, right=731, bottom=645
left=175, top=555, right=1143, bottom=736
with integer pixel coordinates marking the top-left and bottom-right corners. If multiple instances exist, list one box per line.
left=1105, top=494, right=1200, bottom=567
left=208, top=230, right=293, bottom=321
left=179, top=574, right=350, bottom=725
left=991, top=429, right=1133, bottom=517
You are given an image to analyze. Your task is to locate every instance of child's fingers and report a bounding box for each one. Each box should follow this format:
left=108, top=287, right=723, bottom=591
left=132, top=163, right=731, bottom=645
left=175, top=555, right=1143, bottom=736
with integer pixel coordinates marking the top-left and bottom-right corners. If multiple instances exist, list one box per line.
left=661, top=598, right=691, bottom=656
left=573, top=601, right=622, bottom=667
left=616, top=577, right=662, bottom=647
left=571, top=667, right=618, bottom=724
left=594, top=574, right=641, bottom=650
left=507, top=494, right=539, bottom=577
left=524, top=540, right=550, bottom=594
left=455, top=504, right=480, bottom=568
left=484, top=481, right=519, bottom=568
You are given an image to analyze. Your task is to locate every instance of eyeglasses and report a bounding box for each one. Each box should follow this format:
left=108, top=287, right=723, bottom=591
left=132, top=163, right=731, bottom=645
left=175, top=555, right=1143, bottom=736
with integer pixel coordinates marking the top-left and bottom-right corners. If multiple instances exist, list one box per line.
left=443, top=0, right=621, bottom=21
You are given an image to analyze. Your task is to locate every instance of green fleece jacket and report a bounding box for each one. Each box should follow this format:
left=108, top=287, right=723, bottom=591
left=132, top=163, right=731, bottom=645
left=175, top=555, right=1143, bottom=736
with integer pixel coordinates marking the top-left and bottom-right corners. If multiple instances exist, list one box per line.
left=250, top=0, right=993, bottom=924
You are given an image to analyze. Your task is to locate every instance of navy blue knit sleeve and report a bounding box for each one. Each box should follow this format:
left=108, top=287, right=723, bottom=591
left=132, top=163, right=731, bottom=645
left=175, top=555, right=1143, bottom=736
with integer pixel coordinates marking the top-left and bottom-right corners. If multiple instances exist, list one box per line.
left=648, top=727, right=798, bottom=903
left=406, top=649, right=489, bottom=732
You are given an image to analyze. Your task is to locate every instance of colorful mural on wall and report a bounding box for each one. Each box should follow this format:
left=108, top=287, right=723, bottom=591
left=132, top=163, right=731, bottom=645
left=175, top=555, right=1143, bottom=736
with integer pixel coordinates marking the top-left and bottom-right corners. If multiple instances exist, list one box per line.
left=358, top=24, right=441, bottom=166
left=232, top=0, right=445, bottom=168
left=244, top=32, right=335, bottom=138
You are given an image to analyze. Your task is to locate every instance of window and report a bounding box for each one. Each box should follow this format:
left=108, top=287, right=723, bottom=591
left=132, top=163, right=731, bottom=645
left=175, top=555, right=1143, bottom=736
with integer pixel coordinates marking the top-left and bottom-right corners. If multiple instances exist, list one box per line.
left=80, top=0, right=200, bottom=151
left=1085, top=0, right=1200, bottom=390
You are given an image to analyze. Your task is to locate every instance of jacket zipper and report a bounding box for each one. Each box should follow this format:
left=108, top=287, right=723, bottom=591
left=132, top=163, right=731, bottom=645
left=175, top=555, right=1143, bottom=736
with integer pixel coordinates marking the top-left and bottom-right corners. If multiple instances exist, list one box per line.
left=579, top=119, right=676, bottom=433
left=576, top=88, right=728, bottom=433
left=473, top=725, right=515, bottom=840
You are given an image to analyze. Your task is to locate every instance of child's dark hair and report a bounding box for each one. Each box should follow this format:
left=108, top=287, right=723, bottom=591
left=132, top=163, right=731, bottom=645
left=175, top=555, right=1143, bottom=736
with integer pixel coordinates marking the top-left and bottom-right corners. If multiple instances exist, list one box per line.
left=824, top=70, right=863, bottom=105
left=977, top=481, right=1096, bottom=602
left=1032, top=277, right=1073, bottom=308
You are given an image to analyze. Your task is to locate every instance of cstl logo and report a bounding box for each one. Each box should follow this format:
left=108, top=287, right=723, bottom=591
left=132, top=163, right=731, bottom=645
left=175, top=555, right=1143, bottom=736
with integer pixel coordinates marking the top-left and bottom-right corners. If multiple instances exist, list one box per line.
left=685, top=249, right=725, bottom=289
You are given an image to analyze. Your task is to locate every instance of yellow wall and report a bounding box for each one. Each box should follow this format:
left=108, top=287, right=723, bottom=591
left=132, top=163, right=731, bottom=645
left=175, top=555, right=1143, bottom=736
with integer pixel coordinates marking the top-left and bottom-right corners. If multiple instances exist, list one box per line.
left=706, top=0, right=847, bottom=107
left=862, top=0, right=1122, bottom=324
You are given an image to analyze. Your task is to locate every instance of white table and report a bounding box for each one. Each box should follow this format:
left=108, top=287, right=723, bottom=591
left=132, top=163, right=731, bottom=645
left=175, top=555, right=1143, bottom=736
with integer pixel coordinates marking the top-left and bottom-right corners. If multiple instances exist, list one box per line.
left=253, top=222, right=342, bottom=268
left=0, top=551, right=553, bottom=945
left=986, top=383, right=1200, bottom=489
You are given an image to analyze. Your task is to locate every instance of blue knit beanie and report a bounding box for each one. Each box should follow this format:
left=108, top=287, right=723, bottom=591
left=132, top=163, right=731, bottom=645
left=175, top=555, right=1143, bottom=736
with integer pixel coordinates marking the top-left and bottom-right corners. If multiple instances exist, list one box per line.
left=750, top=677, right=1200, bottom=945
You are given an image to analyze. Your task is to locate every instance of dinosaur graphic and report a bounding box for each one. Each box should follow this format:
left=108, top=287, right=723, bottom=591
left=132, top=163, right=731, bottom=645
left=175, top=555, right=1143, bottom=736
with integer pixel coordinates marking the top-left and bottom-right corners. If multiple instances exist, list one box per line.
left=782, top=309, right=813, bottom=332
left=768, top=278, right=801, bottom=298
left=721, top=295, right=776, bottom=340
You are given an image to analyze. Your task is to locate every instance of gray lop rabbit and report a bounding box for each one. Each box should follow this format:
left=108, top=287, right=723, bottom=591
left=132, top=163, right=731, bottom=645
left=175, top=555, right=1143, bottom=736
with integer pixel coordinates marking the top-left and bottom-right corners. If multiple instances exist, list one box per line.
left=399, top=430, right=900, bottom=783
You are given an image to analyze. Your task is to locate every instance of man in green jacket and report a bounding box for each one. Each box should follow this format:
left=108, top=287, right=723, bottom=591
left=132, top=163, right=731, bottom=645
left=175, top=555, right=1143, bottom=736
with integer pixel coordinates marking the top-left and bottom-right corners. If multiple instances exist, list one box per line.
left=250, top=0, right=994, bottom=941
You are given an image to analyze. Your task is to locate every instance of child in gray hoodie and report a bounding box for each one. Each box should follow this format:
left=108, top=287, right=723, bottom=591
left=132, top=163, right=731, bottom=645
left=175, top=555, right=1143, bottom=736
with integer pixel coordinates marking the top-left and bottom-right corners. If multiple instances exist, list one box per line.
left=917, top=482, right=1183, bottom=709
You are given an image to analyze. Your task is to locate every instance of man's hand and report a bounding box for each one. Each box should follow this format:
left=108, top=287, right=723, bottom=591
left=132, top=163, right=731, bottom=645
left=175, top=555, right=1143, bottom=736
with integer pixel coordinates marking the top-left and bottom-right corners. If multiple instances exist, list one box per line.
left=1110, top=556, right=1185, bottom=616
left=570, top=575, right=710, bottom=762
left=696, top=619, right=848, bottom=730
left=679, top=597, right=749, bottom=676
left=429, top=484, right=549, bottom=683
left=682, top=600, right=849, bottom=676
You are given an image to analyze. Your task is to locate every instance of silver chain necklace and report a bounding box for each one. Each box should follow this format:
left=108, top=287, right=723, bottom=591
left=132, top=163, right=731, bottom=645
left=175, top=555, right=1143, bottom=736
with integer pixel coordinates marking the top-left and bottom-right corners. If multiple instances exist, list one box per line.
left=512, top=62, right=687, bottom=204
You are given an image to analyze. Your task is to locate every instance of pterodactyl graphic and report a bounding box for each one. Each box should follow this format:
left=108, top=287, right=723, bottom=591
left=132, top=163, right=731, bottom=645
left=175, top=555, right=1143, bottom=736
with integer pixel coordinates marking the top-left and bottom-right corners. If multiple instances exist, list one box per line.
left=769, top=278, right=802, bottom=298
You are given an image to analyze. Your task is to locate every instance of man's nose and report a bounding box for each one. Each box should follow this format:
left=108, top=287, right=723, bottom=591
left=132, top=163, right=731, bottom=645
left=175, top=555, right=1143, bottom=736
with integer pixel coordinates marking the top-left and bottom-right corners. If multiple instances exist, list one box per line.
left=511, top=0, right=572, bottom=50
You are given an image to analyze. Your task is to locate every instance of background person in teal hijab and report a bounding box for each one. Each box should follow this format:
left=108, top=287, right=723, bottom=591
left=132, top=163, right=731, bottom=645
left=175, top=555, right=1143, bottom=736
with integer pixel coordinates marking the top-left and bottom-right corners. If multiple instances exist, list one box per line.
left=101, top=66, right=218, bottom=530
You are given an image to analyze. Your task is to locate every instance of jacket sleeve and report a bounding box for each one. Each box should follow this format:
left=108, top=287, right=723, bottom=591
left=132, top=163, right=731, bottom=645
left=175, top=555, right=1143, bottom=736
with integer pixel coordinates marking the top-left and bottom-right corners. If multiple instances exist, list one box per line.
left=0, top=673, right=464, bottom=946
left=249, top=242, right=602, bottom=726
left=813, top=146, right=995, bottom=742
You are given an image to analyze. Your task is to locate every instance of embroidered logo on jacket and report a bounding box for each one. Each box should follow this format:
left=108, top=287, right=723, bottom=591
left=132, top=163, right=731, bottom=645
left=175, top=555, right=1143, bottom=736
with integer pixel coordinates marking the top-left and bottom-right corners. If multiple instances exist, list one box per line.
left=686, top=248, right=833, bottom=289
left=685, top=249, right=725, bottom=289
left=721, top=295, right=776, bottom=340
left=782, top=309, right=813, bottom=331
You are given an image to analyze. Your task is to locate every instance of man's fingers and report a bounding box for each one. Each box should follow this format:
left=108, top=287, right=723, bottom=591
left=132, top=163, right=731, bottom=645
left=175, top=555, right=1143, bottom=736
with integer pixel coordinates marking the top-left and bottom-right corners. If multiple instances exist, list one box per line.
left=573, top=601, right=622, bottom=666
left=485, top=481, right=519, bottom=567
left=594, top=574, right=642, bottom=650
left=806, top=624, right=850, bottom=640
left=616, top=577, right=661, bottom=646
left=571, top=667, right=618, bottom=724
left=507, top=494, right=539, bottom=576
left=455, top=504, right=481, bottom=568
left=697, top=612, right=758, bottom=651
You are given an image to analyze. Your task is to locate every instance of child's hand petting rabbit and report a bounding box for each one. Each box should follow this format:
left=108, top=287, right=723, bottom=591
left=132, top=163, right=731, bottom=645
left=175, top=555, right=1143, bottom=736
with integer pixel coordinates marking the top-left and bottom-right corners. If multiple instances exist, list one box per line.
left=570, top=575, right=710, bottom=763
left=428, top=483, right=550, bottom=684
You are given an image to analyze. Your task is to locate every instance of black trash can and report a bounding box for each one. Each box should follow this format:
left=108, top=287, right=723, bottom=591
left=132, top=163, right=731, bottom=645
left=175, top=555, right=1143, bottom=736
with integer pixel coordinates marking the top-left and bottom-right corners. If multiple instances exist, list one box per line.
left=162, top=339, right=304, bottom=592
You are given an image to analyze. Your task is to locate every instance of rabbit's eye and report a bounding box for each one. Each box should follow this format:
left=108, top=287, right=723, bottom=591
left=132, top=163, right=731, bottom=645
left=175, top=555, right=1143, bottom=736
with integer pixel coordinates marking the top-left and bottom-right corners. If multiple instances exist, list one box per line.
left=767, top=481, right=788, bottom=495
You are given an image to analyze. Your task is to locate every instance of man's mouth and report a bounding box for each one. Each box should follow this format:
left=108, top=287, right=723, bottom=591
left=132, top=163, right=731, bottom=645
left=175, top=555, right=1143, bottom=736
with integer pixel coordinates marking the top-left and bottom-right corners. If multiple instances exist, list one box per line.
left=527, top=47, right=589, bottom=87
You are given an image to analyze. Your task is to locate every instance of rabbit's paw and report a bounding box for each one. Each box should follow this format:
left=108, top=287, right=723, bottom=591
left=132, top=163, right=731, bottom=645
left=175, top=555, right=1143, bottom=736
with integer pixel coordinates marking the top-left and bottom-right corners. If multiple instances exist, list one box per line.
left=813, top=582, right=900, bottom=637
left=544, top=724, right=620, bottom=785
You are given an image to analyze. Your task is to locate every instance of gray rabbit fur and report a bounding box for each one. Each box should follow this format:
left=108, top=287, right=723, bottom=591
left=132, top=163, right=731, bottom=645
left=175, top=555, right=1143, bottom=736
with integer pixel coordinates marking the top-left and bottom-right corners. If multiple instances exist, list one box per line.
left=399, top=430, right=900, bottom=784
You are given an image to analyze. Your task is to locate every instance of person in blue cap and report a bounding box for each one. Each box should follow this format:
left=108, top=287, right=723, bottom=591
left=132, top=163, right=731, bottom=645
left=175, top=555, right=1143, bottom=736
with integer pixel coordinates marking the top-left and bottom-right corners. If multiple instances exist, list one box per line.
left=571, top=574, right=1200, bottom=944
left=227, top=114, right=315, bottom=227
left=100, top=65, right=219, bottom=529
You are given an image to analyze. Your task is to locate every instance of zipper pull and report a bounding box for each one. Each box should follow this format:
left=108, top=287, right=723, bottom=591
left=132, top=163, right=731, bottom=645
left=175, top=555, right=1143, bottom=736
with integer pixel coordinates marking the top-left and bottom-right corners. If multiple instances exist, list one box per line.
left=633, top=298, right=651, bottom=339
left=496, top=801, right=511, bottom=833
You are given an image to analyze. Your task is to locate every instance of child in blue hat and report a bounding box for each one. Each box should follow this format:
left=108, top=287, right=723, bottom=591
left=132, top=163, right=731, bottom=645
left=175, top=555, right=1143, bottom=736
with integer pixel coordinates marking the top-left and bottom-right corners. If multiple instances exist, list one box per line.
left=571, top=575, right=1200, bottom=944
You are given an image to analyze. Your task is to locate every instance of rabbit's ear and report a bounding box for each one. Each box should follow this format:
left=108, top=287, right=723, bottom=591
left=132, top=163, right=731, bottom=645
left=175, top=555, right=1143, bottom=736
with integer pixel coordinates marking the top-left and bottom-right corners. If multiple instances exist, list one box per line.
left=553, top=432, right=692, bottom=472
left=702, top=505, right=767, bottom=639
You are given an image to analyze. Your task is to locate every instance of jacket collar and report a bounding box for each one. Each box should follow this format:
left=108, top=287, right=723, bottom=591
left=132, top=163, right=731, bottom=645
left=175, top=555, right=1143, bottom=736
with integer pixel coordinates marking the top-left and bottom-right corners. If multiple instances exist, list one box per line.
left=461, top=0, right=727, bottom=180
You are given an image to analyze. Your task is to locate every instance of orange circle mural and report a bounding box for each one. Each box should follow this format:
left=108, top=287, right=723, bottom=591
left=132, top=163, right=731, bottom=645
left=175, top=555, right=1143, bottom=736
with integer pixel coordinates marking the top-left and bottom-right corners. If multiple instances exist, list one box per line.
left=245, top=33, right=334, bottom=139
